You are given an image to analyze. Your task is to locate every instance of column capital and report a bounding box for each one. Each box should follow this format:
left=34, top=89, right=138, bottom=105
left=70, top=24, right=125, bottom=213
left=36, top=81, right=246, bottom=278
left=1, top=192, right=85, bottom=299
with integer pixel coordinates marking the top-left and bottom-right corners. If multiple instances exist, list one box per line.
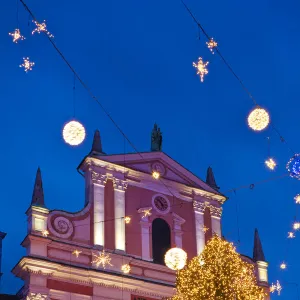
left=90, top=170, right=107, bottom=186
left=193, top=201, right=207, bottom=213
left=113, top=178, right=128, bottom=191
left=209, top=205, right=223, bottom=218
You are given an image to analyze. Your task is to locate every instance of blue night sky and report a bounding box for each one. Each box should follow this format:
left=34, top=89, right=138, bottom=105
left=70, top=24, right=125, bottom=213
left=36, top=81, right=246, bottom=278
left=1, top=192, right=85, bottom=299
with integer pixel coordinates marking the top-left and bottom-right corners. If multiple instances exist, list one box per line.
left=1, top=0, right=300, bottom=298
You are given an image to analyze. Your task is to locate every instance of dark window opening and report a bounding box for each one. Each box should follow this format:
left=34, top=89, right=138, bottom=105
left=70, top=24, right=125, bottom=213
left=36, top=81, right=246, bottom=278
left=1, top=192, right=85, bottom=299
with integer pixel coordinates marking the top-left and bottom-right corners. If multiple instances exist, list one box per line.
left=152, top=218, right=171, bottom=264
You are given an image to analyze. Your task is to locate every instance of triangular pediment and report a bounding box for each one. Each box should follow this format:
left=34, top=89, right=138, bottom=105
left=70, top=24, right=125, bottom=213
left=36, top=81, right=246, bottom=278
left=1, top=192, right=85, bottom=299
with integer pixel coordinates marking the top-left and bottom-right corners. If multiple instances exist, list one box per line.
left=89, top=152, right=219, bottom=194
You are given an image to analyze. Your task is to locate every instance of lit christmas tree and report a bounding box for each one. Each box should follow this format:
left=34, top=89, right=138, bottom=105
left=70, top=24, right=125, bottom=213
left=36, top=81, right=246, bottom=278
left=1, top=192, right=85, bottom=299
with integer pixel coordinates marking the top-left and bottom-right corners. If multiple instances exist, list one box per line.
left=171, top=235, right=265, bottom=300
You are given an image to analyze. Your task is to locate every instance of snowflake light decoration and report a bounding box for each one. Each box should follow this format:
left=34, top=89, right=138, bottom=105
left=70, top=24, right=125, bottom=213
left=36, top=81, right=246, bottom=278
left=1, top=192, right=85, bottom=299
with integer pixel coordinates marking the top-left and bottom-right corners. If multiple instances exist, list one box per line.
left=42, top=230, right=49, bottom=237
left=9, top=29, right=25, bottom=43
left=287, top=154, right=300, bottom=180
left=270, top=280, right=282, bottom=295
left=193, top=57, right=209, bottom=82
left=265, top=158, right=276, bottom=170
left=62, top=120, right=86, bottom=146
left=206, top=38, right=218, bottom=54
left=32, top=20, right=54, bottom=38
left=294, top=194, right=300, bottom=204
left=20, top=57, right=35, bottom=72
left=72, top=249, right=82, bottom=258
left=293, top=222, right=300, bottom=230
left=247, top=106, right=270, bottom=131
left=92, top=250, right=112, bottom=269
left=288, top=231, right=295, bottom=238
left=143, top=209, right=152, bottom=218
left=280, top=262, right=287, bottom=270
left=121, top=264, right=131, bottom=274
left=124, top=216, right=131, bottom=224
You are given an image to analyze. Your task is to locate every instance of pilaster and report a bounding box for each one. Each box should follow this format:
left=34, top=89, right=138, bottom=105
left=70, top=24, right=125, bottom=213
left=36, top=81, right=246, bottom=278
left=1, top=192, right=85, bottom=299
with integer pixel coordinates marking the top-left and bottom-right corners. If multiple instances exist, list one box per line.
left=138, top=207, right=152, bottom=261
left=172, top=213, right=185, bottom=248
left=209, top=205, right=222, bottom=236
left=193, top=201, right=206, bottom=255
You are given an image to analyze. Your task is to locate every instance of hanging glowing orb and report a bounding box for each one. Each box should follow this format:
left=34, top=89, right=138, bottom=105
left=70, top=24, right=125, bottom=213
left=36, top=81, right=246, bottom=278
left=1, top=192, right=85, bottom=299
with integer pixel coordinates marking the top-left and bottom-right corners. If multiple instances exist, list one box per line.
left=280, top=262, right=287, bottom=270
left=287, top=154, right=300, bottom=180
left=164, top=247, right=187, bottom=271
left=247, top=107, right=270, bottom=131
left=62, top=120, right=86, bottom=146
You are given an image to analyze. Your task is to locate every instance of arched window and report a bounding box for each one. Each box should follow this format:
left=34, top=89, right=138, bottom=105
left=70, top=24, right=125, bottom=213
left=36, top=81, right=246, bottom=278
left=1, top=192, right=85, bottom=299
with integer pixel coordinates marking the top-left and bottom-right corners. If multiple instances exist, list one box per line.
left=152, top=218, right=171, bottom=264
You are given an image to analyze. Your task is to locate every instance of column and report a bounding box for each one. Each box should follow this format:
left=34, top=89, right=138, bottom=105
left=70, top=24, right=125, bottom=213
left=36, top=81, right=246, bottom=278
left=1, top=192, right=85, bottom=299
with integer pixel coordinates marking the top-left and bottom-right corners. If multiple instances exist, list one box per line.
left=209, top=205, right=222, bottom=236
left=193, top=201, right=206, bottom=255
left=91, top=170, right=107, bottom=247
left=172, top=213, right=185, bottom=248
left=113, top=178, right=128, bottom=252
left=138, top=207, right=152, bottom=261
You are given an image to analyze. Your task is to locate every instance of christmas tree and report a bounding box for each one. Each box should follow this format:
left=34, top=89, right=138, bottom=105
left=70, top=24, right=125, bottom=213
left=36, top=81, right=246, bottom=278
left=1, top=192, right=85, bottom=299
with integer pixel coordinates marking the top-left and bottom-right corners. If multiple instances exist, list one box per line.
left=172, top=235, right=265, bottom=300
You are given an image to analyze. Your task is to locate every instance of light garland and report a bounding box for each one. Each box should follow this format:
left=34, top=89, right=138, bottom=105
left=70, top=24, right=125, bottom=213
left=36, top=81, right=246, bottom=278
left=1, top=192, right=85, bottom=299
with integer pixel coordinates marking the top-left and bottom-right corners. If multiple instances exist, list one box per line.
left=265, top=158, right=276, bottom=170
left=19, top=57, right=35, bottom=72
left=121, top=264, right=131, bottom=274
left=193, top=57, right=209, bottom=82
left=294, top=194, right=300, bottom=204
left=72, top=249, right=82, bottom=258
left=9, top=29, right=25, bottom=43
left=42, top=230, right=49, bottom=237
left=124, top=216, right=131, bottom=224
left=270, top=280, right=282, bottom=295
left=62, top=120, right=86, bottom=146
left=206, top=38, right=218, bottom=54
left=287, top=154, right=300, bottom=180
left=32, top=20, right=54, bottom=38
left=280, top=262, right=287, bottom=270
left=92, top=250, right=112, bottom=269
left=247, top=106, right=270, bottom=131
left=164, top=247, right=187, bottom=271
left=288, top=231, right=295, bottom=239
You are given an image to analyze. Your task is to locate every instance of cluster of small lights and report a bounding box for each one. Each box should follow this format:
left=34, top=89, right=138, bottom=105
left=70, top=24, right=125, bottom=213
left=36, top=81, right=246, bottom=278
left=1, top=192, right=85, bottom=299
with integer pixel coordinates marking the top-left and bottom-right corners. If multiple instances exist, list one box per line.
left=270, top=280, right=282, bottom=295
left=42, top=230, right=49, bottom=237
left=9, top=29, right=25, bottom=43
left=288, top=231, right=295, bottom=239
left=124, top=216, right=131, bottom=224
left=121, top=264, right=131, bottom=274
left=287, top=154, right=300, bottom=180
left=19, top=57, right=35, bottom=72
left=293, top=222, right=300, bottom=230
left=62, top=120, right=86, bottom=146
left=72, top=249, right=82, bottom=258
left=92, top=250, right=112, bottom=269
left=164, top=247, right=187, bottom=271
left=26, top=293, right=48, bottom=300
left=280, top=262, right=287, bottom=270
left=193, top=57, right=209, bottom=82
left=152, top=171, right=160, bottom=179
left=32, top=20, right=54, bottom=38
left=247, top=106, right=270, bottom=131
left=294, top=194, right=300, bottom=204
left=206, top=38, right=218, bottom=54
left=265, top=158, right=276, bottom=170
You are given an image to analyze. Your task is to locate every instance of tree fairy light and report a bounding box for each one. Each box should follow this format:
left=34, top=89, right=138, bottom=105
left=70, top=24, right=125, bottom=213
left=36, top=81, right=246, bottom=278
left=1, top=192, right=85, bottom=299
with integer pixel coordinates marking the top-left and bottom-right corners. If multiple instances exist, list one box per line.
left=121, top=264, right=131, bottom=274
left=164, top=247, right=187, bottom=271
left=32, top=20, right=54, bottom=38
left=206, top=38, right=218, bottom=54
left=288, top=231, right=295, bottom=238
left=193, top=57, right=209, bottom=82
left=247, top=106, right=270, bottom=131
left=265, top=158, right=276, bottom=170
left=92, top=250, right=112, bottom=269
left=62, top=120, right=86, bottom=146
left=280, top=262, right=287, bottom=270
left=294, top=194, right=300, bottom=204
left=9, top=29, right=25, bottom=43
left=287, top=154, right=300, bottom=180
left=20, top=57, right=35, bottom=72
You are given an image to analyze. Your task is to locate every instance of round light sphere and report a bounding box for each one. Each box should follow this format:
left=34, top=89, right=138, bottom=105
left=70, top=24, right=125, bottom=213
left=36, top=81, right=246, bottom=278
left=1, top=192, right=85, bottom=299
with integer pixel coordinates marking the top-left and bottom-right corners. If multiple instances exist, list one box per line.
left=247, top=107, right=270, bottom=131
left=164, top=247, right=187, bottom=271
left=287, top=154, right=300, bottom=180
left=62, top=120, right=86, bottom=146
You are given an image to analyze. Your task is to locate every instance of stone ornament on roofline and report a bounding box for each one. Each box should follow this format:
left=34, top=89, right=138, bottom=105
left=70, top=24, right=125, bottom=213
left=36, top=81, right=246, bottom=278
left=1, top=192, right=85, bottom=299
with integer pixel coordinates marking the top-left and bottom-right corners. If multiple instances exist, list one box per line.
left=113, top=178, right=128, bottom=191
left=90, top=170, right=108, bottom=186
left=26, top=293, right=48, bottom=300
left=209, top=205, right=223, bottom=218
left=193, top=201, right=207, bottom=213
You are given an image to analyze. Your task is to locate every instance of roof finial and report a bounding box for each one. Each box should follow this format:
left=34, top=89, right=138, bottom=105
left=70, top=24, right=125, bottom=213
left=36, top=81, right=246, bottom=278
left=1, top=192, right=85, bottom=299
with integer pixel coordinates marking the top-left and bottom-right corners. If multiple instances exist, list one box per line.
left=206, top=166, right=219, bottom=191
left=151, top=123, right=162, bottom=152
left=31, top=167, right=45, bottom=207
left=253, top=228, right=266, bottom=262
left=91, top=129, right=105, bottom=154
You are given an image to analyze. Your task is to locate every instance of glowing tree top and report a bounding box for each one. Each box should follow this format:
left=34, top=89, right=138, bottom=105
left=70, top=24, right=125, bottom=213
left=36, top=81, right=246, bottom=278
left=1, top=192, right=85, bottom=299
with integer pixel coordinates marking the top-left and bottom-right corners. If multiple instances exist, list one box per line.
left=171, top=235, right=265, bottom=300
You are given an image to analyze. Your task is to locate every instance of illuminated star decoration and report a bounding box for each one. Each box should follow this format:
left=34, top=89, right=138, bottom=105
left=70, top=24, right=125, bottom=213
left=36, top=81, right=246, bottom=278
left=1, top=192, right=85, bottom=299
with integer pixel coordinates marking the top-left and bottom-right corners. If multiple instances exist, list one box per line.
left=270, top=280, right=282, bottom=295
left=20, top=57, right=35, bottom=72
left=295, top=194, right=300, bottom=204
left=288, top=231, right=295, bottom=238
left=42, top=230, right=49, bottom=237
left=124, top=216, right=131, bottom=224
left=152, top=171, right=160, bottom=179
left=201, top=225, right=209, bottom=234
left=92, top=250, right=112, bottom=269
left=287, top=154, right=300, bottom=180
left=280, top=262, right=287, bottom=270
left=265, top=158, right=276, bottom=170
left=9, top=29, right=25, bottom=43
left=32, top=20, right=54, bottom=38
left=206, top=38, right=218, bottom=54
left=72, top=249, right=82, bottom=258
left=121, top=264, right=131, bottom=274
left=293, top=222, right=300, bottom=230
left=143, top=209, right=152, bottom=218
left=193, top=57, right=209, bottom=82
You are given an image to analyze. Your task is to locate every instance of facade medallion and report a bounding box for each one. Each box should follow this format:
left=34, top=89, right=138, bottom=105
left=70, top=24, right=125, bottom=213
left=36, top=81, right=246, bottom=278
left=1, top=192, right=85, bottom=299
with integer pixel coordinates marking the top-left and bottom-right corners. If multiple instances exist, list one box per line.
left=151, top=162, right=166, bottom=176
left=48, top=215, right=74, bottom=239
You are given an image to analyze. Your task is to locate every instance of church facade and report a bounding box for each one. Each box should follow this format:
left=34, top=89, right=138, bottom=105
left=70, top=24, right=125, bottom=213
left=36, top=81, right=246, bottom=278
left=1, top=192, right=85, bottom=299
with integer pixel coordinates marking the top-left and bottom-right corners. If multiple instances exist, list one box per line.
left=12, top=125, right=270, bottom=299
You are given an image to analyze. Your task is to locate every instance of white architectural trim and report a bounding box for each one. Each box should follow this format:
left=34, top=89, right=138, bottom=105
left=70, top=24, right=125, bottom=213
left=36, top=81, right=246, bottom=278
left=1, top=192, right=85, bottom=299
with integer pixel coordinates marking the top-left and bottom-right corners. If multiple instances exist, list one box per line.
left=172, top=213, right=185, bottom=248
left=138, top=207, right=152, bottom=261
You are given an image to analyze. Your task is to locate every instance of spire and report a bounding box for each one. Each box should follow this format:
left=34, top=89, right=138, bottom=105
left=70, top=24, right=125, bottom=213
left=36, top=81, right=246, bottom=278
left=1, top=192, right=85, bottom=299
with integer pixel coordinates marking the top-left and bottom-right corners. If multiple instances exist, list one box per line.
left=206, top=166, right=220, bottom=191
left=91, top=129, right=105, bottom=154
left=31, top=167, right=45, bottom=207
left=151, top=123, right=162, bottom=152
left=253, top=228, right=266, bottom=262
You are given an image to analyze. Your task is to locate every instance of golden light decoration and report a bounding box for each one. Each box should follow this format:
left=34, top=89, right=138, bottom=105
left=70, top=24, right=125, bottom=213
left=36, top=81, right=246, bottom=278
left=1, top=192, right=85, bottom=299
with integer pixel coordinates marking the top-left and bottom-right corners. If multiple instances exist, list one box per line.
left=9, top=29, right=25, bottom=43
left=288, top=231, right=295, bottom=238
left=270, top=280, right=282, bottom=295
left=201, top=225, right=209, bottom=234
left=294, top=194, right=300, bottom=204
left=206, top=38, right=218, bottom=54
left=92, top=250, right=113, bottom=269
left=193, top=57, right=209, bottom=82
left=20, top=57, right=35, bottom=72
left=42, top=230, right=49, bottom=237
left=124, top=216, right=131, bottom=224
left=265, top=158, right=276, bottom=170
left=121, top=264, right=131, bottom=274
left=142, top=209, right=152, bottom=218
left=280, top=262, right=287, bottom=270
left=152, top=171, right=160, bottom=179
left=247, top=106, right=270, bottom=131
left=72, top=249, right=82, bottom=258
left=32, top=20, right=54, bottom=38
left=62, top=120, right=86, bottom=146
left=293, top=222, right=300, bottom=230
left=164, top=247, right=187, bottom=271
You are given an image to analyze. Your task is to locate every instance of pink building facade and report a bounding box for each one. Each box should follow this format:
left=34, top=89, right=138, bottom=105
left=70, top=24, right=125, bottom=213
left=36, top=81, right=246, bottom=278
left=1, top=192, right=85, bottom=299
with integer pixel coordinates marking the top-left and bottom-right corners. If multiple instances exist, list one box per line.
left=12, top=126, right=270, bottom=299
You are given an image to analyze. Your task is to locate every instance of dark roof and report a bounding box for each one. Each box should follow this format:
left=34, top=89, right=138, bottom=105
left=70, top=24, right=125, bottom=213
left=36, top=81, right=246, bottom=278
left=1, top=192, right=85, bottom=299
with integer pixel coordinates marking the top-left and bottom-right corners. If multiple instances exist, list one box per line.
left=0, top=295, right=19, bottom=300
left=253, top=228, right=266, bottom=262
